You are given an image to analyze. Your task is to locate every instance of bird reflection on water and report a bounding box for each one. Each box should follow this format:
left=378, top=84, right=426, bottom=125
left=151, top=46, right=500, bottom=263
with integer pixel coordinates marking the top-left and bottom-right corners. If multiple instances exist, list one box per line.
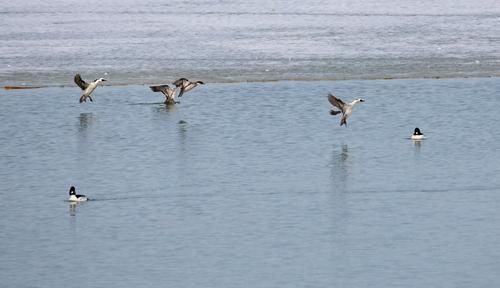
left=68, top=201, right=87, bottom=217
left=151, top=102, right=177, bottom=113
left=164, top=102, right=176, bottom=112
left=77, top=113, right=95, bottom=157
left=413, top=138, right=423, bottom=158
left=330, top=144, right=351, bottom=193
left=69, top=202, right=76, bottom=216
left=78, top=113, right=95, bottom=131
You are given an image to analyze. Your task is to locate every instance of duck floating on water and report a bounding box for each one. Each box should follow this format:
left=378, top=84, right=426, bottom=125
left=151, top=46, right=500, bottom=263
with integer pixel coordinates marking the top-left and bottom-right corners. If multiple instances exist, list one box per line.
left=327, top=93, right=365, bottom=126
left=74, top=74, right=107, bottom=103
left=411, top=127, right=425, bottom=140
left=68, top=186, right=88, bottom=202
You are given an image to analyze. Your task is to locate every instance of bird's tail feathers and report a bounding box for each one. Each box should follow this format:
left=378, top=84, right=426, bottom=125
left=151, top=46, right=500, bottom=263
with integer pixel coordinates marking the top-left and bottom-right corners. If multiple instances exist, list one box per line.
left=330, top=110, right=341, bottom=115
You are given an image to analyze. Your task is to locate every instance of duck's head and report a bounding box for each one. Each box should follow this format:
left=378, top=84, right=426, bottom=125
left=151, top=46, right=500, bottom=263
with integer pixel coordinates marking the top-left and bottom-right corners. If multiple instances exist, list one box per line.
left=197, top=81, right=205, bottom=85
left=94, top=78, right=107, bottom=83
left=350, top=98, right=365, bottom=105
left=69, top=186, right=76, bottom=196
left=413, top=127, right=422, bottom=135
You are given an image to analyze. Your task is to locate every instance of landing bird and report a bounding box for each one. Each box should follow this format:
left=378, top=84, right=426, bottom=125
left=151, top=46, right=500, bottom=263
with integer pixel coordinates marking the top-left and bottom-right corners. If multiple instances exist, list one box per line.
left=150, top=84, right=178, bottom=104
left=172, top=78, right=204, bottom=98
left=74, top=74, right=107, bottom=103
left=328, top=94, right=365, bottom=126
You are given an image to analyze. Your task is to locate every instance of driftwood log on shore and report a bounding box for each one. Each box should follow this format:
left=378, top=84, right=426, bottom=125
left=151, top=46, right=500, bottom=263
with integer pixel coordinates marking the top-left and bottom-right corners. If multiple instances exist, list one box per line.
left=3, top=86, right=42, bottom=90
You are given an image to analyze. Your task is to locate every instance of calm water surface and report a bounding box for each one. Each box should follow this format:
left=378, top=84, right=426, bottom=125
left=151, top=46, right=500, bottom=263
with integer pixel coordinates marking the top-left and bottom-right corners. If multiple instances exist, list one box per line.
left=1, top=78, right=499, bottom=287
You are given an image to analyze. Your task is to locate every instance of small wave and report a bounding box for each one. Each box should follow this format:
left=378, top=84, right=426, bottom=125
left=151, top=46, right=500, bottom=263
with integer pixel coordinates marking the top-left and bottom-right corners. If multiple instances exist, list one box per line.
left=129, top=102, right=166, bottom=106
left=344, top=185, right=500, bottom=194
left=2, top=10, right=500, bottom=18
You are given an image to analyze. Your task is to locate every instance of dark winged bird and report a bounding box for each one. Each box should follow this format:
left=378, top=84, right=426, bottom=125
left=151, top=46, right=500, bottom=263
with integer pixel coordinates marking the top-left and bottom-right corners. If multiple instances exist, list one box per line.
left=74, top=74, right=107, bottom=103
left=328, top=94, right=365, bottom=126
left=149, top=84, right=178, bottom=104
left=172, top=78, right=204, bottom=98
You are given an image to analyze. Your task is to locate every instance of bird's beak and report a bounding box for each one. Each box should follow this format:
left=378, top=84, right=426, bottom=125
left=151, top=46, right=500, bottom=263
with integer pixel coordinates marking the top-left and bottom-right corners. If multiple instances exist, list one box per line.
left=102, top=79, right=107, bottom=82
left=360, top=99, right=365, bottom=102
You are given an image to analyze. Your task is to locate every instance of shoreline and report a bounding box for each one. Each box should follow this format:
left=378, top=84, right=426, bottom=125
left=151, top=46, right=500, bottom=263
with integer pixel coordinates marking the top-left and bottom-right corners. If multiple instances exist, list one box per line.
left=3, top=74, right=499, bottom=90
left=3, top=56, right=499, bottom=89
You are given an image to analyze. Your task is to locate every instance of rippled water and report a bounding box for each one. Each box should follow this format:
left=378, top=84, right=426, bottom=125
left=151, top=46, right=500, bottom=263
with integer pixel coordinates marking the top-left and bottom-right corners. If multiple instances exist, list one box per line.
left=1, top=0, right=500, bottom=86
left=1, top=78, right=499, bottom=287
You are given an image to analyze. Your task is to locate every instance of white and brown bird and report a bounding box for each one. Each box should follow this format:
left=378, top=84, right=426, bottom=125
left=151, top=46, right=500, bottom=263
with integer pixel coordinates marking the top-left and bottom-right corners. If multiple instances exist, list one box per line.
left=172, top=78, right=204, bottom=98
left=327, top=94, right=365, bottom=126
left=74, top=74, right=107, bottom=103
left=149, top=84, right=178, bottom=104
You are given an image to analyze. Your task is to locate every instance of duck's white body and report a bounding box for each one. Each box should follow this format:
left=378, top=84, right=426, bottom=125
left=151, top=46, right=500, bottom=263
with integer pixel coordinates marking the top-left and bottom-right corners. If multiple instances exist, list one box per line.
left=411, top=134, right=425, bottom=140
left=68, top=186, right=88, bottom=202
left=69, top=194, right=88, bottom=202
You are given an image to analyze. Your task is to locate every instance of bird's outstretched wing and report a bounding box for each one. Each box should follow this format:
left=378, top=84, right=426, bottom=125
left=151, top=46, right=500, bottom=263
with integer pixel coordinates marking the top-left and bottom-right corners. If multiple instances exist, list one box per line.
left=150, top=85, right=175, bottom=98
left=150, top=85, right=170, bottom=94
left=172, top=78, right=188, bottom=87
left=328, top=94, right=345, bottom=112
left=74, top=74, right=89, bottom=90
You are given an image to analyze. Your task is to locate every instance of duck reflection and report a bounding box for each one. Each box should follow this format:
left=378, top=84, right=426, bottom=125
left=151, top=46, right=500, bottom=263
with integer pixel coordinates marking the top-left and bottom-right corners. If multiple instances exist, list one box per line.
left=77, top=113, right=95, bottom=156
left=178, top=120, right=187, bottom=146
left=78, top=113, right=94, bottom=131
left=69, top=202, right=77, bottom=216
left=413, top=138, right=422, bottom=157
left=328, top=145, right=350, bottom=239
left=330, top=144, right=350, bottom=192
left=339, top=144, right=349, bottom=162
left=164, top=102, right=176, bottom=112
left=152, top=102, right=177, bottom=113
left=69, top=201, right=87, bottom=216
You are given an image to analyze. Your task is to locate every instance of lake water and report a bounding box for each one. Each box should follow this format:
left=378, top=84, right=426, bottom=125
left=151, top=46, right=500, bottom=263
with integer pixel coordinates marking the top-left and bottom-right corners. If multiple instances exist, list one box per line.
left=1, top=0, right=500, bottom=86
left=1, top=77, right=500, bottom=287
left=2, top=0, right=500, bottom=286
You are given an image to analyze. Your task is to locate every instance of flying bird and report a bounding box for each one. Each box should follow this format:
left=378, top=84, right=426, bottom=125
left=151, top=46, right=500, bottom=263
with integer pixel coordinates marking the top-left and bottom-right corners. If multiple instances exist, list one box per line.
left=172, top=78, right=204, bottom=98
left=74, top=74, right=107, bottom=103
left=150, top=84, right=178, bottom=104
left=328, top=94, right=365, bottom=126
